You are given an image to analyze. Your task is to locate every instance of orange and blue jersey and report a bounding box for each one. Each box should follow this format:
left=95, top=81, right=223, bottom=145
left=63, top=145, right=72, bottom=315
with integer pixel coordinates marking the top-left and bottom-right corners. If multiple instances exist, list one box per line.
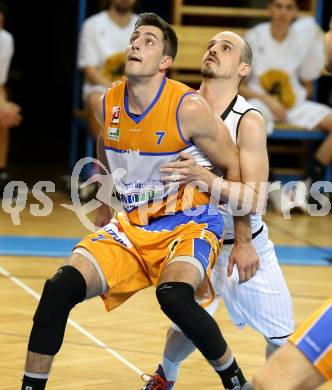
left=289, top=295, right=332, bottom=382
left=75, top=77, right=225, bottom=312
left=103, top=77, right=213, bottom=226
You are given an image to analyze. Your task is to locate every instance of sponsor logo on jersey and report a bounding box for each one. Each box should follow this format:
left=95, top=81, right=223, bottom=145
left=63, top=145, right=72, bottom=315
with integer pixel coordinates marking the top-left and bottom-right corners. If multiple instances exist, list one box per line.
left=108, top=127, right=120, bottom=141
left=111, top=105, right=121, bottom=124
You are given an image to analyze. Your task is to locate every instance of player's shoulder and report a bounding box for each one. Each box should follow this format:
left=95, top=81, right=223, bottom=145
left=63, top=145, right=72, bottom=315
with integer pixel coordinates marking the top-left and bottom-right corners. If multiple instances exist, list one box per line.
left=105, top=79, right=127, bottom=99
left=232, top=95, right=256, bottom=114
left=233, top=95, right=264, bottom=132
left=110, top=79, right=127, bottom=91
left=178, top=90, right=207, bottom=114
left=291, top=16, right=323, bottom=40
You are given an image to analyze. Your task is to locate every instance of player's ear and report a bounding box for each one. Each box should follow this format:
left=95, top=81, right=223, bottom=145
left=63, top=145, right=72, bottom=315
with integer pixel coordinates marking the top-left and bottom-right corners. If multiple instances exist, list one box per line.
left=239, top=63, right=250, bottom=78
left=160, top=55, right=173, bottom=71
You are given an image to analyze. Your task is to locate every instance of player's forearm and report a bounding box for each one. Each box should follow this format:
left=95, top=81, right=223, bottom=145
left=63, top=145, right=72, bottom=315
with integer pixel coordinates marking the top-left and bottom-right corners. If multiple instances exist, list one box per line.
left=198, top=169, right=260, bottom=214
left=83, top=67, right=110, bottom=87
left=233, top=215, right=252, bottom=244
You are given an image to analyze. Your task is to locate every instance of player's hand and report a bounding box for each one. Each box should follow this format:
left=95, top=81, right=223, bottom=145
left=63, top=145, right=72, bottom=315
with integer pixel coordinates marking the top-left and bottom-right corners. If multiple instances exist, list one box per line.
left=160, top=152, right=206, bottom=185
left=0, top=102, right=22, bottom=127
left=227, top=241, right=260, bottom=283
left=94, top=203, right=114, bottom=228
left=263, top=95, right=287, bottom=121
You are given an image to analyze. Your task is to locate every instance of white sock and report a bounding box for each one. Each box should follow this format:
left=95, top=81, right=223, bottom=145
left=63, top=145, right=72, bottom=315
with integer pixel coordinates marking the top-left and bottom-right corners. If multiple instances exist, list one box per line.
left=24, top=371, right=49, bottom=379
left=162, top=355, right=181, bottom=382
left=213, top=355, right=235, bottom=372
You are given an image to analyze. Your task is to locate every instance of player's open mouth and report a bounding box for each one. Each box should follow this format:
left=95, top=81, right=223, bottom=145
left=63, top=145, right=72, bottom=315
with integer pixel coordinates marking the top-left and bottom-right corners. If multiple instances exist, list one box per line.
left=128, top=55, right=142, bottom=62
left=205, top=56, right=218, bottom=64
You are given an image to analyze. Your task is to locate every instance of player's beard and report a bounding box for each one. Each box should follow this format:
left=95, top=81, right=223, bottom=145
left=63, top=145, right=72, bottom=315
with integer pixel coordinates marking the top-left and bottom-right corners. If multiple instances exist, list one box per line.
left=201, top=64, right=217, bottom=79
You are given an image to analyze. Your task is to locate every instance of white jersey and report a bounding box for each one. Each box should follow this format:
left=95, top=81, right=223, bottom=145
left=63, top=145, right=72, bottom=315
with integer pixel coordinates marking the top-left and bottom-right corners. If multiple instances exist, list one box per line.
left=171, top=95, right=295, bottom=341
left=78, top=11, right=138, bottom=98
left=245, top=17, right=325, bottom=109
left=213, top=95, right=294, bottom=342
left=219, top=95, right=262, bottom=240
left=0, top=28, right=14, bottom=85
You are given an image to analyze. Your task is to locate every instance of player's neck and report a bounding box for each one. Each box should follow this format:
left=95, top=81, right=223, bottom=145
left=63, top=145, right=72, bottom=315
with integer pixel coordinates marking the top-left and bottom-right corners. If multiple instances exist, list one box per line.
left=199, top=78, right=238, bottom=116
left=108, top=7, right=132, bottom=28
left=270, top=22, right=289, bottom=42
left=127, top=75, right=165, bottom=115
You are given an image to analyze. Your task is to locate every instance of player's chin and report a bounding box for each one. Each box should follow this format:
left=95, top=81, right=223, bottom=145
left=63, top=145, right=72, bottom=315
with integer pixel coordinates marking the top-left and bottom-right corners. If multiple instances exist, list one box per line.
left=126, top=64, right=144, bottom=76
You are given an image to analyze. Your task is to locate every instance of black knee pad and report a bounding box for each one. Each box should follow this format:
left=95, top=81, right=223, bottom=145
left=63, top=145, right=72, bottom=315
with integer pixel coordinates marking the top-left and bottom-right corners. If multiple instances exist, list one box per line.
left=156, top=282, right=227, bottom=360
left=28, top=265, right=87, bottom=355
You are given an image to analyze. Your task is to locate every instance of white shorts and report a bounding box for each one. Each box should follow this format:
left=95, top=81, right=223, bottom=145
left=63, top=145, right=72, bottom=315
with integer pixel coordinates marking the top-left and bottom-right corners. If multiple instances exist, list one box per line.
left=213, top=222, right=295, bottom=345
left=249, top=98, right=332, bottom=135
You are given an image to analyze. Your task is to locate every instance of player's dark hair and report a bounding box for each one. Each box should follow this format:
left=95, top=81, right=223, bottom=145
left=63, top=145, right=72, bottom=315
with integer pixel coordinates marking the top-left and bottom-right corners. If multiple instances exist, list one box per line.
left=240, top=40, right=252, bottom=65
left=134, top=13, right=178, bottom=60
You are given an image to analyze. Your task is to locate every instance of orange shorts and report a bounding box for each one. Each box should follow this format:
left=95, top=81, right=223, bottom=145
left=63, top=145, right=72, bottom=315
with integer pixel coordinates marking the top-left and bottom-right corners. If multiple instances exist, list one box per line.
left=289, top=295, right=332, bottom=382
left=75, top=206, right=223, bottom=311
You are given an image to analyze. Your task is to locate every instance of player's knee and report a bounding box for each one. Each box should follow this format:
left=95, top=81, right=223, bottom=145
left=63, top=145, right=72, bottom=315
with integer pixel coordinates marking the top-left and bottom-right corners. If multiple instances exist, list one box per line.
left=28, top=265, right=86, bottom=355
left=156, top=282, right=194, bottom=315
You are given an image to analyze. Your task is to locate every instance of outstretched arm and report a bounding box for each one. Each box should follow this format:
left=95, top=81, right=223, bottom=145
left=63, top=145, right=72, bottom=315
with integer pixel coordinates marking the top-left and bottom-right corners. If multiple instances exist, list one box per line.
left=228, top=110, right=268, bottom=281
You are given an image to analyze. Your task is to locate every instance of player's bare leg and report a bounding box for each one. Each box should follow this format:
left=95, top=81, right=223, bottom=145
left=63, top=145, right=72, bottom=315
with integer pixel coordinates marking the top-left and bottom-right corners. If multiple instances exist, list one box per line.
left=253, top=343, right=325, bottom=390
left=21, top=252, right=106, bottom=389
left=146, top=259, right=251, bottom=389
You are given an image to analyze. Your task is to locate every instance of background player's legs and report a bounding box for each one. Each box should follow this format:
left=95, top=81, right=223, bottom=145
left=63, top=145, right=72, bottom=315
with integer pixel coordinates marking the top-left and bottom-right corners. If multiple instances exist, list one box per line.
left=85, top=92, right=103, bottom=140
left=253, top=343, right=326, bottom=390
left=156, top=260, right=250, bottom=389
left=313, top=113, right=332, bottom=180
left=0, top=124, right=10, bottom=192
left=0, top=125, right=9, bottom=169
left=22, top=252, right=105, bottom=390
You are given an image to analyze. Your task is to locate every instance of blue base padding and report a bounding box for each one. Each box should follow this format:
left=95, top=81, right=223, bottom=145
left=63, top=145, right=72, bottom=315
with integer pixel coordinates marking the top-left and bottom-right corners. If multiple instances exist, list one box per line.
left=275, top=246, right=332, bottom=266
left=0, top=236, right=78, bottom=257
left=0, top=236, right=332, bottom=266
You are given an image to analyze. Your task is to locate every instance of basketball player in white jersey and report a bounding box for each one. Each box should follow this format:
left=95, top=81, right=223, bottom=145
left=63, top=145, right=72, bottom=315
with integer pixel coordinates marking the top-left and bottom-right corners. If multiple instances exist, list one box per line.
left=141, top=31, right=294, bottom=389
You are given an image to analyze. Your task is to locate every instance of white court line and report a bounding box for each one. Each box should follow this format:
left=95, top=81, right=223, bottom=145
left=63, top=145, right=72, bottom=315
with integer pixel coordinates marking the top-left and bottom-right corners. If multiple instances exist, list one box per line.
left=0, top=265, right=143, bottom=377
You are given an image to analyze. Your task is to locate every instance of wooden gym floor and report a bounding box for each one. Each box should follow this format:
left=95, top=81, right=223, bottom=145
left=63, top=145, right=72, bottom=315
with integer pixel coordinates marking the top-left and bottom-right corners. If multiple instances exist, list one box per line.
left=0, top=193, right=331, bottom=389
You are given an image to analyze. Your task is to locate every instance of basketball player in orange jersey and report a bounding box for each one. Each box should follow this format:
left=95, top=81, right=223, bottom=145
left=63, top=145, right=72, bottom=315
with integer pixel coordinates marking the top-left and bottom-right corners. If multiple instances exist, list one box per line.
left=21, top=14, right=259, bottom=390
left=253, top=295, right=332, bottom=389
